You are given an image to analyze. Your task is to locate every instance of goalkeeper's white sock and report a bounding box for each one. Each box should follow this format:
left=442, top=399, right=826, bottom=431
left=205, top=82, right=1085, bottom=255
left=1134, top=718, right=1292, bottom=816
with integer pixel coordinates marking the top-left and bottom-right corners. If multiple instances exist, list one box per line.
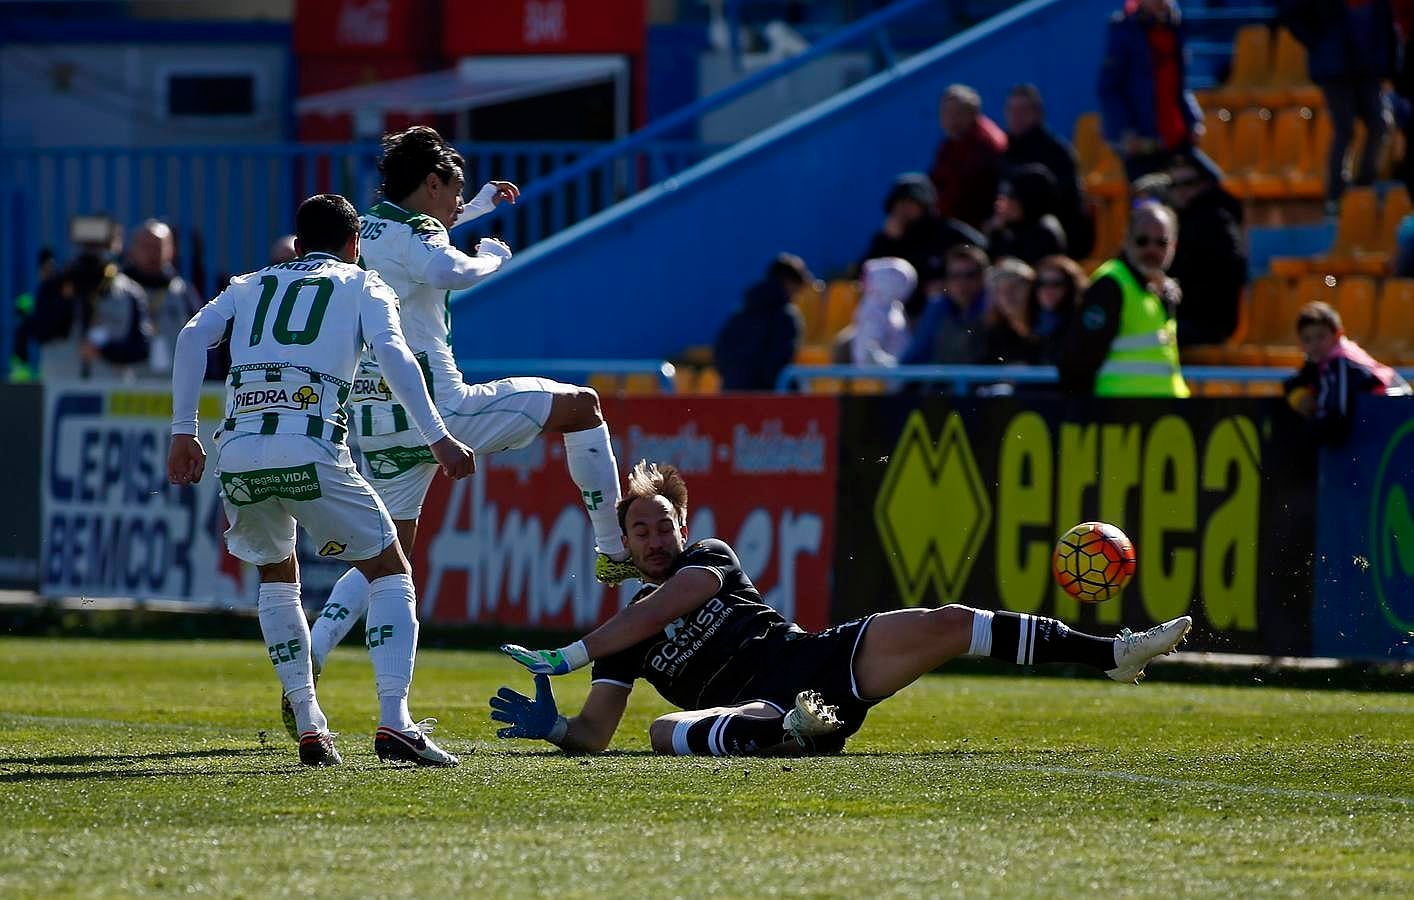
left=257, top=581, right=328, bottom=734
left=365, top=573, right=419, bottom=732
left=309, top=568, right=370, bottom=671
left=562, top=422, right=625, bottom=559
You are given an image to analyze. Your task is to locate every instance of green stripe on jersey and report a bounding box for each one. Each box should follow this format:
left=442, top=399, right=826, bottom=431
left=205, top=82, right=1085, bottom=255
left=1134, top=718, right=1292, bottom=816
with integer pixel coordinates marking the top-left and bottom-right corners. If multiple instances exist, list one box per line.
left=361, top=405, right=374, bottom=437
left=260, top=414, right=279, bottom=435
left=392, top=404, right=409, bottom=433
left=365, top=201, right=444, bottom=235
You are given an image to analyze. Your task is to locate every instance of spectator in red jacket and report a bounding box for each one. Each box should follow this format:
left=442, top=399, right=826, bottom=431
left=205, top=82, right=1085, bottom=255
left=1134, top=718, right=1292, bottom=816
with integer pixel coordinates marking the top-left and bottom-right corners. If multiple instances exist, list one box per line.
left=1285, top=301, right=1411, bottom=444
left=929, top=84, right=1008, bottom=230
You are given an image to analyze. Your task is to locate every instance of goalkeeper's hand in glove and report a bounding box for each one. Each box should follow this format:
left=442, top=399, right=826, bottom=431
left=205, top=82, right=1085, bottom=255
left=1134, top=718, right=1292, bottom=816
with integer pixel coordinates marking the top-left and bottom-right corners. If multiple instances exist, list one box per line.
left=500, top=640, right=588, bottom=676
left=490, top=674, right=568, bottom=743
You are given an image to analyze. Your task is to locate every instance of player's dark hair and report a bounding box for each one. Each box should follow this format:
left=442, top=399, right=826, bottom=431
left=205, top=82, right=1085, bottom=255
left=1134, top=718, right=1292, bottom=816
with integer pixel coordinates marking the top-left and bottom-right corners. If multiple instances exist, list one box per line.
left=378, top=125, right=464, bottom=203
left=1297, top=300, right=1342, bottom=334
left=295, top=194, right=359, bottom=254
left=617, top=460, right=689, bottom=532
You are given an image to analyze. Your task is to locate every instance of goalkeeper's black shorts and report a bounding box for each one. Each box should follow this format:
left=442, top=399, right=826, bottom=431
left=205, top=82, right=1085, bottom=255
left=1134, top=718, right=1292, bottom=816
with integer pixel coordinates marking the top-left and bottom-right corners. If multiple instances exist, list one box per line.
left=734, top=614, right=886, bottom=753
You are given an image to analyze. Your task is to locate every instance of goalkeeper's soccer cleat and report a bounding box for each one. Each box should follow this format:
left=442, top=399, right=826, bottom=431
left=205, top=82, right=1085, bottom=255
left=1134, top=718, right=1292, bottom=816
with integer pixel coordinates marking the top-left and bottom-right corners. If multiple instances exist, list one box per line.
left=1107, top=615, right=1193, bottom=684
left=782, top=690, right=843, bottom=748
left=298, top=731, right=342, bottom=767
left=595, top=552, right=641, bottom=586
left=374, top=718, right=460, bottom=767
left=280, top=661, right=321, bottom=742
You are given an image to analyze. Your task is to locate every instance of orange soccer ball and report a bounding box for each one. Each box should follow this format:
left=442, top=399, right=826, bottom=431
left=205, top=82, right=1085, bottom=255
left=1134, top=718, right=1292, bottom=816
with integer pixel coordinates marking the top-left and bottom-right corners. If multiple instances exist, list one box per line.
left=1052, top=522, right=1137, bottom=603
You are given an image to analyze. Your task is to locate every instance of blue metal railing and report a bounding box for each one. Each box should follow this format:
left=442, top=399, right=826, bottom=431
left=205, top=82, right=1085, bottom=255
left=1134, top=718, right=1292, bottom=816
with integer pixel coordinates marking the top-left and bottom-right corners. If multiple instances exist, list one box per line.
left=774, top=364, right=1414, bottom=393
left=458, top=358, right=677, bottom=393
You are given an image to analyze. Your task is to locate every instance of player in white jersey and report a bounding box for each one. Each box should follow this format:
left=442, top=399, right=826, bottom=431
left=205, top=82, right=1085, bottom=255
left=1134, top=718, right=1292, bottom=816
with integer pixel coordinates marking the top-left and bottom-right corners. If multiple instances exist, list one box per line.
left=167, top=194, right=476, bottom=768
left=302, top=126, right=636, bottom=703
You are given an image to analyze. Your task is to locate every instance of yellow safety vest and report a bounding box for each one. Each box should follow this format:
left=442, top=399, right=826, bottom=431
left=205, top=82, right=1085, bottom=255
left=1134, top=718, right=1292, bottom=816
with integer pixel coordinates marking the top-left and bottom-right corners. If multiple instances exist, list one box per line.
left=1091, top=258, right=1190, bottom=398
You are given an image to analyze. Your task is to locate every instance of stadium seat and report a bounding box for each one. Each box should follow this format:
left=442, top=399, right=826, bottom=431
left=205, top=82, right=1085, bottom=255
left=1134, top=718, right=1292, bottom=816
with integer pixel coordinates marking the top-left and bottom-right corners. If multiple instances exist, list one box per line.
left=1196, top=379, right=1245, bottom=397
left=1209, top=24, right=1272, bottom=110
left=806, top=376, right=845, bottom=394
left=1246, top=380, right=1285, bottom=397
left=1241, top=275, right=1289, bottom=344
left=672, top=367, right=697, bottom=393
left=1224, top=109, right=1273, bottom=198
left=1378, top=188, right=1412, bottom=256
left=849, top=377, right=888, bottom=395
left=1263, top=346, right=1307, bottom=367
left=1200, top=112, right=1233, bottom=174
left=795, top=343, right=832, bottom=365
left=822, top=280, right=861, bottom=340
left=696, top=366, right=722, bottom=394
left=1333, top=276, right=1377, bottom=343
left=1251, top=108, right=1321, bottom=200
left=1258, top=27, right=1324, bottom=110
left=621, top=373, right=659, bottom=396
left=1322, top=187, right=1387, bottom=275
left=588, top=373, right=619, bottom=397
left=1373, top=278, right=1414, bottom=356
left=678, top=344, right=714, bottom=367
left=1074, top=112, right=1127, bottom=198
left=793, top=283, right=825, bottom=343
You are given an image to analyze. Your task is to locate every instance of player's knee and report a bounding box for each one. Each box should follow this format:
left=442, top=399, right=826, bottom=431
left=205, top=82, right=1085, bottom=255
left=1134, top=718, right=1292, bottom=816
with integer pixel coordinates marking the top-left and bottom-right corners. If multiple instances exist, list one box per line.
left=546, top=386, right=604, bottom=433
left=649, top=717, right=679, bottom=754
left=350, top=540, right=409, bottom=582
left=930, top=604, right=975, bottom=639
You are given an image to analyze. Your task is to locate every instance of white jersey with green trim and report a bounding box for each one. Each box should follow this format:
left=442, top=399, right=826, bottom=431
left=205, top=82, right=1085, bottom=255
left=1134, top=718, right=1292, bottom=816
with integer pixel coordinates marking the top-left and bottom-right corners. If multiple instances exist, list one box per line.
left=169, top=251, right=447, bottom=450
left=353, top=198, right=507, bottom=439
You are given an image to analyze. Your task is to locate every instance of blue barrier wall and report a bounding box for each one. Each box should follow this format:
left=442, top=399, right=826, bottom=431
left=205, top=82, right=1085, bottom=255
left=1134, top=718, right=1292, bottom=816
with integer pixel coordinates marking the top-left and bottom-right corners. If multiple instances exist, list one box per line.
left=1314, top=399, right=1414, bottom=661
left=451, top=0, right=1114, bottom=360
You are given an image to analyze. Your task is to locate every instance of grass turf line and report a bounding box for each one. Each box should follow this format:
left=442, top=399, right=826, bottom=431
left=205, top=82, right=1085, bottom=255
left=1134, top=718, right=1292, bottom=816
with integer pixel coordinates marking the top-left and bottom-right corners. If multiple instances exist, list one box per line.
left=1, top=637, right=1411, bottom=898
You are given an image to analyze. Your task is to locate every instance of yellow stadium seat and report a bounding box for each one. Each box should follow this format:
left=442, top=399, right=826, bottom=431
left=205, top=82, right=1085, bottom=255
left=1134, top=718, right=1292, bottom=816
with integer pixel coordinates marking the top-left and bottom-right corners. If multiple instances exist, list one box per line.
left=807, top=376, right=845, bottom=394
left=678, top=344, right=714, bottom=367
left=1073, top=112, right=1127, bottom=198
left=1241, top=276, right=1288, bottom=344
left=672, top=367, right=697, bottom=393
left=1074, top=112, right=1104, bottom=173
left=1246, top=380, right=1285, bottom=397
left=1373, top=279, right=1414, bottom=356
left=1210, top=24, right=1272, bottom=110
left=1322, top=186, right=1388, bottom=275
left=1378, top=189, right=1413, bottom=256
left=793, top=283, right=825, bottom=343
left=1197, top=379, right=1245, bottom=397
left=588, top=373, right=619, bottom=397
left=1333, top=276, right=1377, bottom=343
left=1201, top=112, right=1233, bottom=174
left=794, top=343, right=832, bottom=365
left=849, top=377, right=888, bottom=396
left=1258, top=27, right=1324, bottom=110
left=822, top=280, right=861, bottom=340
left=1263, top=346, right=1307, bottom=367
left=696, top=366, right=722, bottom=394
left=1223, top=108, right=1272, bottom=198
left=1251, top=107, right=1321, bottom=200
left=623, top=373, right=661, bottom=396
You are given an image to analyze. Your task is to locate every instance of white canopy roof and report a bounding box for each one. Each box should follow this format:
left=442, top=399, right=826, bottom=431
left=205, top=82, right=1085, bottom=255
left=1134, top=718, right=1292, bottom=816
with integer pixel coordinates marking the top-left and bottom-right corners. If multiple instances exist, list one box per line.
left=296, top=55, right=627, bottom=116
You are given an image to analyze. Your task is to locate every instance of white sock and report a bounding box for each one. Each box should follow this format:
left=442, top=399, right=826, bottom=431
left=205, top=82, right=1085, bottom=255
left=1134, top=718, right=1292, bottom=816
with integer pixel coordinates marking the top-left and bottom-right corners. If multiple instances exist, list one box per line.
left=309, top=568, right=370, bottom=670
left=257, top=581, right=327, bottom=734
left=366, top=573, right=418, bottom=732
left=562, top=422, right=625, bottom=558
left=966, top=608, right=994, bottom=657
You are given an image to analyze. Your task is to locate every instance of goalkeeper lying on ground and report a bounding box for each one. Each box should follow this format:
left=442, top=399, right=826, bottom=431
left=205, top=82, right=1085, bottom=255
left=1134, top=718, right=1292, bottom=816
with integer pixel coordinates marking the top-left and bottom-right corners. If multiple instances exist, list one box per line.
left=492, top=460, right=1192, bottom=756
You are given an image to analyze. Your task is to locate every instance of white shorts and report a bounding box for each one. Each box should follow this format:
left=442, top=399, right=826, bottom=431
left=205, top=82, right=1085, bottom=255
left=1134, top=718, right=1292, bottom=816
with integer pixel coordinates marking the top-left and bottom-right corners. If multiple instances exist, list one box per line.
left=357, top=376, right=563, bottom=520
left=214, top=433, right=398, bottom=566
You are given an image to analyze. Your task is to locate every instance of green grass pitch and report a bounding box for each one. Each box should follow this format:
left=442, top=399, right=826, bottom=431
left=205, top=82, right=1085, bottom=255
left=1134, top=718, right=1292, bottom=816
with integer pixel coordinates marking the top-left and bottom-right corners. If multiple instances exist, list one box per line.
left=2, top=637, right=1411, bottom=897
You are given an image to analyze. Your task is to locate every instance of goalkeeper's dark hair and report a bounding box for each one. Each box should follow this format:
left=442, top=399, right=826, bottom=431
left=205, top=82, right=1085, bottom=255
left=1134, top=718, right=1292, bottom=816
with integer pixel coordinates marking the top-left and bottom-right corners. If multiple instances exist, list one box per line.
left=295, top=194, right=359, bottom=254
left=378, top=125, right=464, bottom=203
left=617, top=460, right=689, bottom=532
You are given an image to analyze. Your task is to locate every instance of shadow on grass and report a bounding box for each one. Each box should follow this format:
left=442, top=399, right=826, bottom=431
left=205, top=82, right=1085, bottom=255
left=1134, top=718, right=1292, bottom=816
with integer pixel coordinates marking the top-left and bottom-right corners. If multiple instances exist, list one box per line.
left=0, top=747, right=294, bottom=782
left=0, top=747, right=264, bottom=767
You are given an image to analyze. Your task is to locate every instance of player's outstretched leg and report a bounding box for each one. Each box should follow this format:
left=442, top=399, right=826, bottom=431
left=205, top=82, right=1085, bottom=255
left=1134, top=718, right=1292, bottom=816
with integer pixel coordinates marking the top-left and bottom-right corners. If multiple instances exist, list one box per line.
left=541, top=387, right=636, bottom=585
left=255, top=563, right=340, bottom=766
left=308, top=567, right=370, bottom=673
left=350, top=542, right=458, bottom=767
left=648, top=694, right=843, bottom=757
left=851, top=605, right=1193, bottom=700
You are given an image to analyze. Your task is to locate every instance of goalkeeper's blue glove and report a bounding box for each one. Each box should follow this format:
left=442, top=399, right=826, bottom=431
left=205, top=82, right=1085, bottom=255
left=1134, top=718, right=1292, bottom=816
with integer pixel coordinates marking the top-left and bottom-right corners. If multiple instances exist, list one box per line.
left=500, top=640, right=589, bottom=676
left=490, top=674, right=568, bottom=743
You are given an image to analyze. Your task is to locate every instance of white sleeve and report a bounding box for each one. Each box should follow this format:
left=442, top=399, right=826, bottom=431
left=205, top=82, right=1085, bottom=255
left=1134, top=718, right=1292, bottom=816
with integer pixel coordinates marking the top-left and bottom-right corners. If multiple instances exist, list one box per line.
left=417, top=239, right=509, bottom=289
left=453, top=183, right=500, bottom=227
left=359, top=273, right=451, bottom=445
left=170, top=292, right=235, bottom=436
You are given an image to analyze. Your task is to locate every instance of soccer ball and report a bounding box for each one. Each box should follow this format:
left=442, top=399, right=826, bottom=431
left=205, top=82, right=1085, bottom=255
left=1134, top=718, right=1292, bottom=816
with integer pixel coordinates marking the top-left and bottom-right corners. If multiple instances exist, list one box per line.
left=1052, top=522, right=1137, bottom=603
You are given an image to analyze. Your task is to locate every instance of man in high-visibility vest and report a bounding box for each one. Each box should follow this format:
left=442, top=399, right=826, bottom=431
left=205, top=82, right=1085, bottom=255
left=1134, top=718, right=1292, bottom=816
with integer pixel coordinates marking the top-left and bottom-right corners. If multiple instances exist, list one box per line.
left=1058, top=202, right=1189, bottom=397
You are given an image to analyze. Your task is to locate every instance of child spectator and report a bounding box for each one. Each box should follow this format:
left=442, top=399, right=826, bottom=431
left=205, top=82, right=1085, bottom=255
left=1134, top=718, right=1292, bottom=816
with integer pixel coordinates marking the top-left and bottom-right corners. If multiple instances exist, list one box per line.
left=850, top=257, right=917, bottom=366
left=1284, top=301, right=1411, bottom=443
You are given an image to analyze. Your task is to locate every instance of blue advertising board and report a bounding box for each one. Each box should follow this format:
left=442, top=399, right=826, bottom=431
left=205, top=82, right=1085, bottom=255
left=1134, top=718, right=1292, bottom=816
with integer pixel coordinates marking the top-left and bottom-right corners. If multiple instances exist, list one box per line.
left=1314, top=397, right=1414, bottom=660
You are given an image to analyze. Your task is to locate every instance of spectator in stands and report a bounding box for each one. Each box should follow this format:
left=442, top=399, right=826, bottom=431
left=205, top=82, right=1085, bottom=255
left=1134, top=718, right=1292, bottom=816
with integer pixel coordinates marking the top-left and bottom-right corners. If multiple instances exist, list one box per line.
left=861, top=173, right=987, bottom=320
left=1130, top=171, right=1173, bottom=206
left=8, top=248, right=54, bottom=382
left=900, top=244, right=990, bottom=365
left=929, top=84, right=1008, bottom=230
left=849, top=257, right=916, bottom=366
left=269, top=234, right=298, bottom=265
left=1098, top=0, right=1204, bottom=181
left=33, top=249, right=152, bottom=381
left=1032, top=255, right=1088, bottom=363
left=1003, top=83, right=1094, bottom=258
left=124, top=219, right=199, bottom=377
left=1165, top=152, right=1247, bottom=347
left=1279, top=0, right=1396, bottom=211
left=985, top=164, right=1068, bottom=266
left=1284, top=301, right=1411, bottom=443
left=981, top=258, right=1041, bottom=365
left=1058, top=203, right=1189, bottom=397
left=714, top=253, right=812, bottom=391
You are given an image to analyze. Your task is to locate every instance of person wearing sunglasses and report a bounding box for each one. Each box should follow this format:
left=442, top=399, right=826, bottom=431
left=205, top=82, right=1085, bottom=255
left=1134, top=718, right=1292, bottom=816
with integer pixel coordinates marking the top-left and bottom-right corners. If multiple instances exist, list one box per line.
left=1166, top=152, right=1246, bottom=347
left=1056, top=202, right=1189, bottom=397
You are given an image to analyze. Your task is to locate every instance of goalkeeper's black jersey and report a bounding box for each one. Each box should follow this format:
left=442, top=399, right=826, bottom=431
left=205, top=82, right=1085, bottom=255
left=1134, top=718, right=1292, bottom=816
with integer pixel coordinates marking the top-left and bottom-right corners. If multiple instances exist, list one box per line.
left=589, top=538, right=792, bottom=709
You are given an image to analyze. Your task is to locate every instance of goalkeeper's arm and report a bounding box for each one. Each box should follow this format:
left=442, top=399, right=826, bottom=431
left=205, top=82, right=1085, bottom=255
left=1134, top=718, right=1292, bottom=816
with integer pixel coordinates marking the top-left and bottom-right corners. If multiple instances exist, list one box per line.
left=491, top=676, right=628, bottom=754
